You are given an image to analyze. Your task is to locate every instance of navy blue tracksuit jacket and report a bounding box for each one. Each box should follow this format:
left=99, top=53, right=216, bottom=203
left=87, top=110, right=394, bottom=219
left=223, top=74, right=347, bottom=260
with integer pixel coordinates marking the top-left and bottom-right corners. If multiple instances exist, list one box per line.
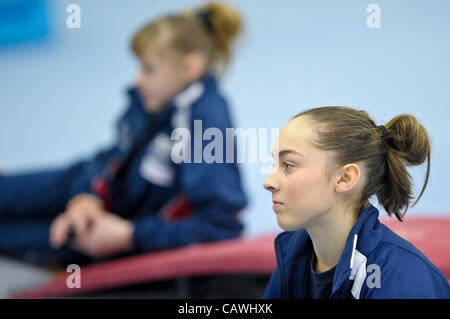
left=264, top=205, right=450, bottom=299
left=0, top=74, right=247, bottom=266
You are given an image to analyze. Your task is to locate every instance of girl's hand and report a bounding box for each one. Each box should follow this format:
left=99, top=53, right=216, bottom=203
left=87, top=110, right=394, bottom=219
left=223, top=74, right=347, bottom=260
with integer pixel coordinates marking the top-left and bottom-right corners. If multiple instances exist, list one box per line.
left=70, top=214, right=135, bottom=258
left=49, top=194, right=106, bottom=249
left=66, top=193, right=105, bottom=212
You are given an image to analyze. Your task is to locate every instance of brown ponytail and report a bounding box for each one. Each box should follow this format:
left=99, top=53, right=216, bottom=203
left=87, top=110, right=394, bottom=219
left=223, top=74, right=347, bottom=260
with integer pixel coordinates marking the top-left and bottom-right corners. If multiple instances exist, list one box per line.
left=379, top=115, right=431, bottom=220
left=131, top=2, right=242, bottom=75
left=293, top=107, right=431, bottom=221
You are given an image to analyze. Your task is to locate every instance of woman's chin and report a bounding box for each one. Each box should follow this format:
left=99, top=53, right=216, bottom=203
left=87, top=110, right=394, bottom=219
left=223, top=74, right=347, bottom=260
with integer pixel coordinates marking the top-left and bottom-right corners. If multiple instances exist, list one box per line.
left=276, top=215, right=304, bottom=232
left=143, top=99, right=165, bottom=113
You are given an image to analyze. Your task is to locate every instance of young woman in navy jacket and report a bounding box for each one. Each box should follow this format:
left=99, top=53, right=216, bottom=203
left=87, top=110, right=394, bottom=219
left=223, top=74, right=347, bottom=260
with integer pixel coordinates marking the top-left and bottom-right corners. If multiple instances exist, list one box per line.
left=263, top=106, right=450, bottom=298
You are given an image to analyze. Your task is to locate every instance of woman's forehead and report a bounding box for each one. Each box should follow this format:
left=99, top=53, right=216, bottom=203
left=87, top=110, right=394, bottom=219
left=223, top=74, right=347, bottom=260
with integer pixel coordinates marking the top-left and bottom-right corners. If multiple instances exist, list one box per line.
left=275, top=118, right=315, bottom=154
left=282, top=117, right=314, bottom=141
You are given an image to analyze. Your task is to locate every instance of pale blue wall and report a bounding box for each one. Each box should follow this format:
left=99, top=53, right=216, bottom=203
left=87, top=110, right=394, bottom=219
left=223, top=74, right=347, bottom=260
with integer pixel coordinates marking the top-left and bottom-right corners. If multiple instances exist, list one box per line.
left=1, top=0, right=449, bottom=235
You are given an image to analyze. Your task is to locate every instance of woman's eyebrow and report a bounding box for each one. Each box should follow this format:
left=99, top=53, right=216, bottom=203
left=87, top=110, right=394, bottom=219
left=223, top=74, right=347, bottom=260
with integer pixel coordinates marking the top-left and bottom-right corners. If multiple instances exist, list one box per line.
left=271, top=149, right=303, bottom=159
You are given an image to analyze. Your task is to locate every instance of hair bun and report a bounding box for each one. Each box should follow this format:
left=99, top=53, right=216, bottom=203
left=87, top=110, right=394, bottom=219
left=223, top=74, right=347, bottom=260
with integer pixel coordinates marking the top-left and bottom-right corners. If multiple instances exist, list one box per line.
left=200, top=2, right=242, bottom=71
left=385, top=114, right=430, bottom=165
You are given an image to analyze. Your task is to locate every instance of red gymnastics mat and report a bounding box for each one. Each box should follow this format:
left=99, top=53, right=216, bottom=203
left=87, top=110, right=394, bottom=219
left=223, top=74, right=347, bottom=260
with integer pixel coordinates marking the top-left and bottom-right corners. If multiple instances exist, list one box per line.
left=11, top=216, right=450, bottom=298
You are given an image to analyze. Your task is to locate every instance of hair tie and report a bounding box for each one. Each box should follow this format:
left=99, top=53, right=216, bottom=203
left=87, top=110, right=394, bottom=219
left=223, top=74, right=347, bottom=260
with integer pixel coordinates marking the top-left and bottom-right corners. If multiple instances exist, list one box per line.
left=378, top=125, right=387, bottom=137
left=196, top=10, right=214, bottom=34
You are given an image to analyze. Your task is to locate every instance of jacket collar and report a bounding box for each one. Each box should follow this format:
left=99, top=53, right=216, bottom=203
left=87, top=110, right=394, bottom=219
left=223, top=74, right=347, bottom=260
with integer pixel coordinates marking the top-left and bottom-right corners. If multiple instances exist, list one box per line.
left=275, top=205, right=383, bottom=299
left=172, top=73, right=216, bottom=110
left=332, top=205, right=382, bottom=298
left=126, top=73, right=216, bottom=118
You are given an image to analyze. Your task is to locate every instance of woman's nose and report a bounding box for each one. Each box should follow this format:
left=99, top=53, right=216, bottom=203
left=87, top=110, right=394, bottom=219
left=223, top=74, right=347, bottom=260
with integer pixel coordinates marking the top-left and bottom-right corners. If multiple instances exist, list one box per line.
left=263, top=174, right=279, bottom=192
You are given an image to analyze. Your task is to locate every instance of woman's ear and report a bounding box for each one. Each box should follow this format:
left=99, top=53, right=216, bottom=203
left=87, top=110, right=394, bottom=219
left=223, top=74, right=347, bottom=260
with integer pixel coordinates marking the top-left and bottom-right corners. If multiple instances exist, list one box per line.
left=183, top=52, right=208, bottom=81
left=335, top=163, right=361, bottom=194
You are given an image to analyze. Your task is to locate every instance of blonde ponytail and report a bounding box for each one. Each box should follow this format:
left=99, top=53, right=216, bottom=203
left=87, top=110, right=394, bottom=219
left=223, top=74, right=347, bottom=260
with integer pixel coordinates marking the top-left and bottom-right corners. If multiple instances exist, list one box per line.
left=131, top=2, right=242, bottom=75
left=199, top=2, right=242, bottom=73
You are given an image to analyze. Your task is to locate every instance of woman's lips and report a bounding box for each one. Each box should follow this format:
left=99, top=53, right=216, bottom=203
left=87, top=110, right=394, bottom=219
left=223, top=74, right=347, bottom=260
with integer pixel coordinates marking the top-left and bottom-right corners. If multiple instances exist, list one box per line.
left=137, top=89, right=151, bottom=101
left=272, top=200, right=284, bottom=211
left=139, top=92, right=148, bottom=101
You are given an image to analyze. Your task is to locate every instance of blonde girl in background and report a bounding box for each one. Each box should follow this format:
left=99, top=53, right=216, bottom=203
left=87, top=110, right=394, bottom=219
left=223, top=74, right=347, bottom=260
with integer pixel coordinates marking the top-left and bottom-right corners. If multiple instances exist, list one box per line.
left=0, top=2, right=248, bottom=268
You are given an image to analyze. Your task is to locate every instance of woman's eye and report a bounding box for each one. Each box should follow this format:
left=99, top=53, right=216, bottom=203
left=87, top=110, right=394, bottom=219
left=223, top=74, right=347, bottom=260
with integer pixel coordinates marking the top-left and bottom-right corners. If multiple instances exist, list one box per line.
left=283, top=162, right=293, bottom=170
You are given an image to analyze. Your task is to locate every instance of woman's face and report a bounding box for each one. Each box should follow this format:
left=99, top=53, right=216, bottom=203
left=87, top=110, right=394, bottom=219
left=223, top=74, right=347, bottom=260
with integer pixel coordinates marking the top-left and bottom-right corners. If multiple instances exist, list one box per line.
left=135, top=45, right=189, bottom=113
left=263, top=116, right=339, bottom=231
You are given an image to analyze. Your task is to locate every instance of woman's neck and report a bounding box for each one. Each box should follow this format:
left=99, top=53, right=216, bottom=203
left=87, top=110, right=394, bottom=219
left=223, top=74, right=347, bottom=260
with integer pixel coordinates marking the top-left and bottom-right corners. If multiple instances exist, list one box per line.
left=306, top=204, right=359, bottom=273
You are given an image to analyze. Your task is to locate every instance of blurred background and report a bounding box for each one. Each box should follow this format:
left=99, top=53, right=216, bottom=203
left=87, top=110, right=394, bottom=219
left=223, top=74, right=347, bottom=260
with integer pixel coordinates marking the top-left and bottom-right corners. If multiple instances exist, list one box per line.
left=1, top=0, right=450, bottom=238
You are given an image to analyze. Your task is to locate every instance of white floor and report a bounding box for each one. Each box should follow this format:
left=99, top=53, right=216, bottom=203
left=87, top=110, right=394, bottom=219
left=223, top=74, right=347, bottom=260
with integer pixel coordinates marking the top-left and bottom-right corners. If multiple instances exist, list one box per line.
left=0, top=257, right=54, bottom=298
